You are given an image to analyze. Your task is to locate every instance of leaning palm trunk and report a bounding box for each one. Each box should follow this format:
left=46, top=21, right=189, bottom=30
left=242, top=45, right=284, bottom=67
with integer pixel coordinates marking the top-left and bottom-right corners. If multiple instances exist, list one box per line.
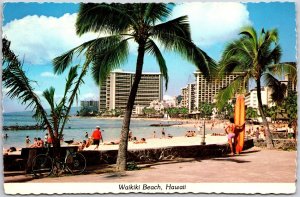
left=116, top=42, right=145, bottom=171
left=256, top=79, right=274, bottom=148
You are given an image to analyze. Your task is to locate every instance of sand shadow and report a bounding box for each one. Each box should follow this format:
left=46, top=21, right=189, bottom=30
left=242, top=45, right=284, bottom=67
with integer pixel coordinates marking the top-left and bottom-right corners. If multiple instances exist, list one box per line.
left=210, top=158, right=250, bottom=163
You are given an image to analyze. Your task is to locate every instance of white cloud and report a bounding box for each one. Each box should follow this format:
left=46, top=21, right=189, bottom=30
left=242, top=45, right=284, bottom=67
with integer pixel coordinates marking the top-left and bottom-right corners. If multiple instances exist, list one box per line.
left=40, top=72, right=57, bottom=78
left=3, top=13, right=99, bottom=65
left=171, top=2, right=251, bottom=47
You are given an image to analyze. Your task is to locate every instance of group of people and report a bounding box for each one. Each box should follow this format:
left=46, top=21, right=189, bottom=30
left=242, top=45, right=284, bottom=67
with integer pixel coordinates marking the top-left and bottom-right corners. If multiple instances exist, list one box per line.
left=185, top=130, right=197, bottom=137
left=26, top=133, right=53, bottom=148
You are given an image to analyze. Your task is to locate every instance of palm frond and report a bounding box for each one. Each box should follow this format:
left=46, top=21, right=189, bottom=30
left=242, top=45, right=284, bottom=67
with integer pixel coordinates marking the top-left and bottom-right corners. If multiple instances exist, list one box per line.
left=144, top=3, right=172, bottom=25
left=76, top=3, right=135, bottom=36
left=152, top=19, right=217, bottom=78
left=145, top=39, right=168, bottom=89
left=215, top=76, right=245, bottom=110
left=91, top=37, right=130, bottom=85
left=240, top=26, right=258, bottom=49
left=42, top=87, right=55, bottom=111
left=2, top=62, right=51, bottom=128
left=263, top=72, right=287, bottom=104
left=59, top=60, right=90, bottom=136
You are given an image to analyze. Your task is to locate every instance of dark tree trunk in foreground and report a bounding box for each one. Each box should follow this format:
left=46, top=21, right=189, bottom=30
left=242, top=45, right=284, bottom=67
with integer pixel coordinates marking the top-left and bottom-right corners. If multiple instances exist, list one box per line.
left=256, top=79, right=274, bottom=149
left=116, top=41, right=146, bottom=171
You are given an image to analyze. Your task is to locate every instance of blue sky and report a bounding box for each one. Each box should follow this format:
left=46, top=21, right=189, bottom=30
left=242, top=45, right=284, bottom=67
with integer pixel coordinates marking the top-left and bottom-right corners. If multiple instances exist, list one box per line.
left=2, top=2, right=296, bottom=112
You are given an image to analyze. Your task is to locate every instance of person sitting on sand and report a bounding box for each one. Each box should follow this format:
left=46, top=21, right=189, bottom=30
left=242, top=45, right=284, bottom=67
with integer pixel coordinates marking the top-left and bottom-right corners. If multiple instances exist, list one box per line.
left=4, top=147, right=17, bottom=155
left=85, top=137, right=92, bottom=148
left=29, top=138, right=38, bottom=148
left=78, top=140, right=87, bottom=151
left=104, top=140, right=120, bottom=145
left=225, top=117, right=235, bottom=156
left=37, top=138, right=44, bottom=148
left=134, top=138, right=146, bottom=144
left=132, top=137, right=138, bottom=142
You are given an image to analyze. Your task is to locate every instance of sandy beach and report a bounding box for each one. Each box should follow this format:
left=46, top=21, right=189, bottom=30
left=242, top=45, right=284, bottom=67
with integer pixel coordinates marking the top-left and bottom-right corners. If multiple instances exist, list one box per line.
left=84, top=134, right=228, bottom=151
left=3, top=134, right=229, bottom=155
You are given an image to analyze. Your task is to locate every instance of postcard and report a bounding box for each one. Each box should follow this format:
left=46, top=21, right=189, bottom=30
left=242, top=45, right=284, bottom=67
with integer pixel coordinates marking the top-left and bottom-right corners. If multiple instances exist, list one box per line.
left=1, top=0, right=297, bottom=195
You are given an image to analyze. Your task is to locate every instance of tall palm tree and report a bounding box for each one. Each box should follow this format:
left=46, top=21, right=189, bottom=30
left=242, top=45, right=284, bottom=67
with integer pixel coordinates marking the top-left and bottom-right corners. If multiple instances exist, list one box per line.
left=216, top=26, right=287, bottom=149
left=53, top=3, right=216, bottom=171
left=2, top=38, right=85, bottom=149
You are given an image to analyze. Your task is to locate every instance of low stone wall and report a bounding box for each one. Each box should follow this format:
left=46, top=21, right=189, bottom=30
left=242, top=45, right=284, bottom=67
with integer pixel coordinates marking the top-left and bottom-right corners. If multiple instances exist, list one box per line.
left=254, top=139, right=297, bottom=150
left=4, top=140, right=254, bottom=171
left=81, top=139, right=254, bottom=165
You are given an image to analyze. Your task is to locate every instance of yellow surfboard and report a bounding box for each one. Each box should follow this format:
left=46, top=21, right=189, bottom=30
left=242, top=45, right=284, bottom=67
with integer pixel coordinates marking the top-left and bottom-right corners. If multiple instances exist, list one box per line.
left=234, top=95, right=245, bottom=154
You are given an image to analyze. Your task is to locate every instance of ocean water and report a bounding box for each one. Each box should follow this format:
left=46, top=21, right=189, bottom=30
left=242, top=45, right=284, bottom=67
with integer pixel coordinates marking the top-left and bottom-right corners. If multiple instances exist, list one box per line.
left=2, top=111, right=224, bottom=149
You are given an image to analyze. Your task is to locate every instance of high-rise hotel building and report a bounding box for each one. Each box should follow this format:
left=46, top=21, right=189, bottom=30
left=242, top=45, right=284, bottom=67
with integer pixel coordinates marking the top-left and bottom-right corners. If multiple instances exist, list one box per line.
left=181, top=83, right=196, bottom=113
left=99, top=70, right=163, bottom=113
left=193, top=71, right=245, bottom=109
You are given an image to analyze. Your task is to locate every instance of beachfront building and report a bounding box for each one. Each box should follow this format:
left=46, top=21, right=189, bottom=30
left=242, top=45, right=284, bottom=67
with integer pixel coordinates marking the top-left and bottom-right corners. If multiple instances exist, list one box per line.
left=285, top=73, right=297, bottom=93
left=99, top=70, right=163, bottom=114
left=194, top=71, right=245, bottom=108
left=180, top=83, right=196, bottom=113
left=245, top=86, right=275, bottom=109
left=80, top=100, right=99, bottom=112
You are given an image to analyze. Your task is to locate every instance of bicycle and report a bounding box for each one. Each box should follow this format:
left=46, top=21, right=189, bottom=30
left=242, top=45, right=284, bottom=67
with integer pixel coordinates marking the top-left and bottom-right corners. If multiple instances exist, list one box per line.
left=31, top=147, right=86, bottom=178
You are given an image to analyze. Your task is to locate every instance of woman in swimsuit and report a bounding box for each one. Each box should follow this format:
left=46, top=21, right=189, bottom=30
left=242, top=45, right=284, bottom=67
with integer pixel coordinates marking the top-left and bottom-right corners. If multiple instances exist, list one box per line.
left=225, top=117, right=235, bottom=156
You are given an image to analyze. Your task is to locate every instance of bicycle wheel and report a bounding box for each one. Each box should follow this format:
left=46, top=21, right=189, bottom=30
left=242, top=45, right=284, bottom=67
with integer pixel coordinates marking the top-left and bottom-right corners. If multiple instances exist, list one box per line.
left=32, top=154, right=53, bottom=178
left=65, top=152, right=86, bottom=175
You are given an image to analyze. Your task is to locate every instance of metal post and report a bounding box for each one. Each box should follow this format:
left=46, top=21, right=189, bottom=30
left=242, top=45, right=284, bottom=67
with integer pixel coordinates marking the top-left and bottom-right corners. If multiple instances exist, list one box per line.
left=201, top=118, right=206, bottom=145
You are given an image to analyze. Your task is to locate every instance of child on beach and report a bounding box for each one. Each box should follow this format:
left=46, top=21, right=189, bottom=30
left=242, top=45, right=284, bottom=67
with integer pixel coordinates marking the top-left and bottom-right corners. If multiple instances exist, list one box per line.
left=25, top=136, right=31, bottom=147
left=225, top=118, right=235, bottom=156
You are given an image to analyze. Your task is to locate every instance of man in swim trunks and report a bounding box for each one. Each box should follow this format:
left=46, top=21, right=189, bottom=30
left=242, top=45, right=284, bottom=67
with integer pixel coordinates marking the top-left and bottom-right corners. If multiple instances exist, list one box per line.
left=91, top=126, right=103, bottom=149
left=225, top=117, right=235, bottom=155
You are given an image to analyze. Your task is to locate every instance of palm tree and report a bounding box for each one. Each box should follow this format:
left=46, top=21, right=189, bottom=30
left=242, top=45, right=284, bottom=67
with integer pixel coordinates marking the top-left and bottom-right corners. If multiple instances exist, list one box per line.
left=246, top=107, right=258, bottom=120
left=216, top=26, right=288, bottom=149
left=2, top=38, right=85, bottom=149
left=53, top=3, right=216, bottom=171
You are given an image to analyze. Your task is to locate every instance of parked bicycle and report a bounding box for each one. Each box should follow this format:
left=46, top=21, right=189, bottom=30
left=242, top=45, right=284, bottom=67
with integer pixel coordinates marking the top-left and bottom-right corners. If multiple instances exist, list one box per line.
left=31, top=147, right=86, bottom=178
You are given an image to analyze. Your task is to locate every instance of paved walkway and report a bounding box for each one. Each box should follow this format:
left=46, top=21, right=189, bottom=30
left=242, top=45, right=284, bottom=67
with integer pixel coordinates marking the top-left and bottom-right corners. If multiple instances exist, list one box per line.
left=27, top=147, right=296, bottom=183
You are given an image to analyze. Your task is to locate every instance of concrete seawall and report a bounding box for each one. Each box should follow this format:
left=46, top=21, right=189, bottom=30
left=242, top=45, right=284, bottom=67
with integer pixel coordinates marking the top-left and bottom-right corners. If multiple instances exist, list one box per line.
left=4, top=139, right=254, bottom=171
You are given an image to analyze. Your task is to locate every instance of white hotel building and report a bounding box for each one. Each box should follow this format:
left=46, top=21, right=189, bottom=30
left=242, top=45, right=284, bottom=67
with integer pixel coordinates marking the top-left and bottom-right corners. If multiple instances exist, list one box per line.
left=99, top=70, right=163, bottom=113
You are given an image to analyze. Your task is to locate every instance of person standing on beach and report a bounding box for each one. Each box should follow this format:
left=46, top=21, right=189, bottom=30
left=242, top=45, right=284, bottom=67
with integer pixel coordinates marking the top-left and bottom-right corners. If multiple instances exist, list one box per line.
left=153, top=131, right=156, bottom=138
left=225, top=118, right=235, bottom=156
left=44, top=133, right=49, bottom=147
left=25, top=136, right=31, bottom=147
left=91, top=126, right=103, bottom=149
left=128, top=130, right=133, bottom=141
left=85, top=132, right=89, bottom=138
left=161, top=128, right=166, bottom=138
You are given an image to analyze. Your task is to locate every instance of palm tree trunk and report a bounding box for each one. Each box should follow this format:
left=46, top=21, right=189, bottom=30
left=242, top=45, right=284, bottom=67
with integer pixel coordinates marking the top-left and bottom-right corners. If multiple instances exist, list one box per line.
left=256, top=79, right=274, bottom=148
left=116, top=41, right=146, bottom=171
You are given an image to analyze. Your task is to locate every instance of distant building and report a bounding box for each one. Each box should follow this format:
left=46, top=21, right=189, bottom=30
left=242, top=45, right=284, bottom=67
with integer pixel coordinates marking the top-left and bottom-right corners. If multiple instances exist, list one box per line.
left=194, top=71, right=245, bottom=108
left=245, top=86, right=274, bottom=109
left=180, top=83, right=196, bottom=113
left=80, top=100, right=99, bottom=112
left=99, top=70, right=163, bottom=114
left=285, top=73, right=297, bottom=93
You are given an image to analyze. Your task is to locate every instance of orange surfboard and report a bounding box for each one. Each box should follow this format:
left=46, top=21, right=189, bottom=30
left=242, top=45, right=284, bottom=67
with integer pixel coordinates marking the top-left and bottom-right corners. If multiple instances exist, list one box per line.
left=234, top=95, right=245, bottom=154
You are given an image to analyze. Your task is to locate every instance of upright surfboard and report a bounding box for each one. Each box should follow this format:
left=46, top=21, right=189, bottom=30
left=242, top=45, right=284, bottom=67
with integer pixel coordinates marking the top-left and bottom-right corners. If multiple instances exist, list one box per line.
left=234, top=95, right=245, bottom=154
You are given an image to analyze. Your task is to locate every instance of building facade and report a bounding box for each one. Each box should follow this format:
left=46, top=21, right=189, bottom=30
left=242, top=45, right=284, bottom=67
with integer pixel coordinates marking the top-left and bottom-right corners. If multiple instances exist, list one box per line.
left=80, top=100, right=99, bottom=112
left=245, top=86, right=274, bottom=109
left=99, top=70, right=163, bottom=113
left=194, top=71, right=245, bottom=108
left=180, top=83, right=196, bottom=113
